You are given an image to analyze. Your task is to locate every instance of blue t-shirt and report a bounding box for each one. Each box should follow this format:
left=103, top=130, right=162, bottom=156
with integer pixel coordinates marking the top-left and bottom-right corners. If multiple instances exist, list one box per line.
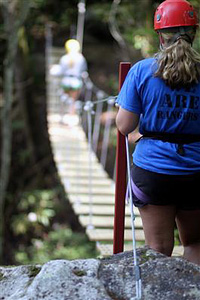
left=117, top=57, right=200, bottom=175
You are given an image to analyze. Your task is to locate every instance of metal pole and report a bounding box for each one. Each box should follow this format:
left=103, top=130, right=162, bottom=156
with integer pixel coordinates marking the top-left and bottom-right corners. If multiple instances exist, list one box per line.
left=113, top=62, right=131, bottom=254
left=76, top=0, right=86, bottom=53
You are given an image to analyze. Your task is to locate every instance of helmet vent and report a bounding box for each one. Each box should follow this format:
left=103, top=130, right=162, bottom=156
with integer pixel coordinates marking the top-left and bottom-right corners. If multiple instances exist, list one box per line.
left=189, top=11, right=194, bottom=18
left=157, top=14, right=161, bottom=21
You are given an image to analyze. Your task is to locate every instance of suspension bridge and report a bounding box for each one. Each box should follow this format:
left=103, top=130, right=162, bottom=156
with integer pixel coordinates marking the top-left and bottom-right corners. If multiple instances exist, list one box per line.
left=46, top=43, right=183, bottom=257
left=46, top=46, right=144, bottom=256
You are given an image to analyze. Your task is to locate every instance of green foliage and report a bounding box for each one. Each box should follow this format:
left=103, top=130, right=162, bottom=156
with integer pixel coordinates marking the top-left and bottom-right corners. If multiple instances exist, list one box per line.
left=190, top=0, right=200, bottom=8
left=11, top=190, right=55, bottom=235
left=88, top=1, right=159, bottom=57
left=11, top=189, right=97, bottom=264
left=106, top=0, right=200, bottom=57
left=133, top=31, right=158, bottom=57
left=1, top=0, right=199, bottom=266
left=107, top=75, right=119, bottom=95
left=25, top=0, right=78, bottom=31
left=174, top=228, right=181, bottom=246
left=88, top=3, right=111, bottom=23
left=17, top=149, right=32, bottom=165
left=193, top=31, right=200, bottom=53
left=12, top=120, right=25, bottom=130
left=15, top=226, right=97, bottom=264
left=18, top=27, right=29, bottom=55
left=32, top=0, right=47, bottom=8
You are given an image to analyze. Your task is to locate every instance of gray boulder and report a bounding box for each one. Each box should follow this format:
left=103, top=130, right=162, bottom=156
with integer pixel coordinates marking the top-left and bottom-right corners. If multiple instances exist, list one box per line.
left=0, top=246, right=200, bottom=300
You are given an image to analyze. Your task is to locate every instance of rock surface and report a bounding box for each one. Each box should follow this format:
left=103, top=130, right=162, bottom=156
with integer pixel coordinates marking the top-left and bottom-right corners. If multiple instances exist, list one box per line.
left=0, top=246, right=200, bottom=300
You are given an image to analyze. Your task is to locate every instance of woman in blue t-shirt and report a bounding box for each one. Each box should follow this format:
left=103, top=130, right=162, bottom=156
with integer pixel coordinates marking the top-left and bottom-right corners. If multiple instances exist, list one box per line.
left=116, top=0, right=200, bottom=264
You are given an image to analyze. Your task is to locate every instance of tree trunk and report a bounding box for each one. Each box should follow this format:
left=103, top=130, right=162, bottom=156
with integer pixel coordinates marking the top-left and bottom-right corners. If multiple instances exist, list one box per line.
left=0, top=0, right=30, bottom=264
left=15, top=49, right=37, bottom=166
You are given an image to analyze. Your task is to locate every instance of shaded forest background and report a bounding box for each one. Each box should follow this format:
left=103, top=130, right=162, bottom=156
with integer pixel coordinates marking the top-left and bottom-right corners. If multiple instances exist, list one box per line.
left=0, top=0, right=199, bottom=265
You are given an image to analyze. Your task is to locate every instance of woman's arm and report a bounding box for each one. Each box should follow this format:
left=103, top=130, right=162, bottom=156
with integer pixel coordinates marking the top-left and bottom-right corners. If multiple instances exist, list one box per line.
left=116, top=107, right=140, bottom=136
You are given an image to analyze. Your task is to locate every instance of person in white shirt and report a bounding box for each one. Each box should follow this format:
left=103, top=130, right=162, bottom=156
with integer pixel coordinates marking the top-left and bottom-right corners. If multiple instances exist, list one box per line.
left=50, top=39, right=87, bottom=115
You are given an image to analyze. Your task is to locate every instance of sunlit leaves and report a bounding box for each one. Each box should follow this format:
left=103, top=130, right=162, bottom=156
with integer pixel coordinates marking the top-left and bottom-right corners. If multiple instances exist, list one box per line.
left=11, top=190, right=55, bottom=235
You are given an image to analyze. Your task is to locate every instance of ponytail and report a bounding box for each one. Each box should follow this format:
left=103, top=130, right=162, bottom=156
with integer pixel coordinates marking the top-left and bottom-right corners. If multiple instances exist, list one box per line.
left=154, top=39, right=200, bottom=88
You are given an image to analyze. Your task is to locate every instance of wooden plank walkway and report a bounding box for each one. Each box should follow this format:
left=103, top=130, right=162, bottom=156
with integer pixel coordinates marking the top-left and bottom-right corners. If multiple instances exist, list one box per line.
left=46, top=47, right=184, bottom=257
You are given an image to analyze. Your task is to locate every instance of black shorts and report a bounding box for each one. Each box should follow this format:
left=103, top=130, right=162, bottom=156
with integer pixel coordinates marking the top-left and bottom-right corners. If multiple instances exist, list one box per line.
left=131, top=164, right=200, bottom=210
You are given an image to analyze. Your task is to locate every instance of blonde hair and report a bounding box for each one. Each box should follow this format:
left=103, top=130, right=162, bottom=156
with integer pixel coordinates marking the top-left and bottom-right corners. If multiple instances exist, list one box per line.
left=154, top=38, right=200, bottom=88
left=65, top=39, right=80, bottom=53
left=65, top=39, right=81, bottom=68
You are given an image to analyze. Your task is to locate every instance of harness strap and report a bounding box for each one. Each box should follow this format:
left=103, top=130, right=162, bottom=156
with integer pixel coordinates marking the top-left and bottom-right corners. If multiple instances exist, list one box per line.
left=137, top=131, right=200, bottom=156
left=142, top=131, right=200, bottom=144
left=126, top=179, right=151, bottom=203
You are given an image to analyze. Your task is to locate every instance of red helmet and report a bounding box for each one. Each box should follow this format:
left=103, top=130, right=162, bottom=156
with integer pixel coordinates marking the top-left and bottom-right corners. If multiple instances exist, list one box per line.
left=154, top=0, right=198, bottom=31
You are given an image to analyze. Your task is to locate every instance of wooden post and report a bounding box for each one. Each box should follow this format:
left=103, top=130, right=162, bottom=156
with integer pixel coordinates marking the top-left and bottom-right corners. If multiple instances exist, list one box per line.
left=113, top=62, right=131, bottom=254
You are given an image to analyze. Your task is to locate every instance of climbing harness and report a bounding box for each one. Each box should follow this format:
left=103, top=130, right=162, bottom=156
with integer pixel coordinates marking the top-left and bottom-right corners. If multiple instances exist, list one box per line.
left=125, top=135, right=142, bottom=300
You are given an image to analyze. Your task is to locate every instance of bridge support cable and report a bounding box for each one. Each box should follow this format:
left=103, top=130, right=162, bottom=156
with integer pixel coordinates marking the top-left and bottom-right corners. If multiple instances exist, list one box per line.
left=81, top=78, right=93, bottom=133
left=73, top=105, right=83, bottom=206
left=84, top=79, right=93, bottom=103
left=92, top=91, right=105, bottom=154
left=84, top=101, right=95, bottom=230
left=100, top=97, right=115, bottom=168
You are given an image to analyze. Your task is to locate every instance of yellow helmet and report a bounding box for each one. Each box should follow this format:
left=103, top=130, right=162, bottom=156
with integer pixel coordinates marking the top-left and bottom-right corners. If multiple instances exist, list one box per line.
left=65, top=39, right=80, bottom=53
